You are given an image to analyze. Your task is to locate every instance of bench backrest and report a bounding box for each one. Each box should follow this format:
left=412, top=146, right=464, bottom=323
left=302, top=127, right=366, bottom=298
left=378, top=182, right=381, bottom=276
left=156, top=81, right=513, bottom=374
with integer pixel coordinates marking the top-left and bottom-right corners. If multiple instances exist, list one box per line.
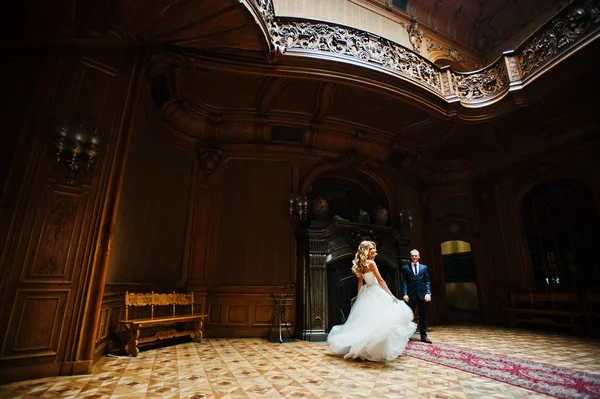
left=124, top=291, right=195, bottom=321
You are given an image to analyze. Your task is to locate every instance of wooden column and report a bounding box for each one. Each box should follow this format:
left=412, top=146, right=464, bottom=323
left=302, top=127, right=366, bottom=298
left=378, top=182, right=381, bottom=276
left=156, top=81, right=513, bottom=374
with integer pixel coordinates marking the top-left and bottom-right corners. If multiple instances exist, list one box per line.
left=418, top=189, right=445, bottom=325
left=473, top=181, right=511, bottom=324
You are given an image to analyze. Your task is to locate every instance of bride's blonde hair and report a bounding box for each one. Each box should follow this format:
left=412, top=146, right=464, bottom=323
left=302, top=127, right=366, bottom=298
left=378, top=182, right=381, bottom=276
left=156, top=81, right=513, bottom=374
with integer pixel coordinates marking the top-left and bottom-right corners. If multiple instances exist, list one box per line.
left=351, top=240, right=376, bottom=277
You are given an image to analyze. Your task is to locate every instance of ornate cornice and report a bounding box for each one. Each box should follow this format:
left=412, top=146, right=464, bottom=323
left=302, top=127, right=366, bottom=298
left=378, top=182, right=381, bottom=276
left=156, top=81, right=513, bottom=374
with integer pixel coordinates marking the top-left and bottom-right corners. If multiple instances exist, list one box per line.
left=247, top=0, right=599, bottom=108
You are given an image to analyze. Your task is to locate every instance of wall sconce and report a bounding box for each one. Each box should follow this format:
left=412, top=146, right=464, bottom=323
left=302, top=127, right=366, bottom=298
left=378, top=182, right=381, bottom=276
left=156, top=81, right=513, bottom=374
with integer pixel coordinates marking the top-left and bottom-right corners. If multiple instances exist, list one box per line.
left=55, top=123, right=101, bottom=185
left=398, top=208, right=413, bottom=232
left=289, top=194, right=308, bottom=220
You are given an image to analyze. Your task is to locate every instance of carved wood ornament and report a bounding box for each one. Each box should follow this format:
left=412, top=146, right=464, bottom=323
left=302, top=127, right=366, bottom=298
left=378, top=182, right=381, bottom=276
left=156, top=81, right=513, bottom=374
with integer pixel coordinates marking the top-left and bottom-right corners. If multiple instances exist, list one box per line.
left=197, top=145, right=223, bottom=186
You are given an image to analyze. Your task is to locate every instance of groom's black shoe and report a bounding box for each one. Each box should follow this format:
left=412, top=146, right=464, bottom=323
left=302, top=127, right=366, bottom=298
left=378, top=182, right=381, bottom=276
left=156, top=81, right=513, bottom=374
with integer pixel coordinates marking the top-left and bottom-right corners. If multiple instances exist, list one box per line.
left=421, top=337, right=432, bottom=344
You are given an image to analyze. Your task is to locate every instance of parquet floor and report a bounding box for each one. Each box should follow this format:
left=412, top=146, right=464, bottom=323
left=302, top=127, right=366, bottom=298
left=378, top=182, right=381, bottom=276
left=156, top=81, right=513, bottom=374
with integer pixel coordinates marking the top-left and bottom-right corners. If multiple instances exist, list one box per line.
left=1, top=325, right=598, bottom=398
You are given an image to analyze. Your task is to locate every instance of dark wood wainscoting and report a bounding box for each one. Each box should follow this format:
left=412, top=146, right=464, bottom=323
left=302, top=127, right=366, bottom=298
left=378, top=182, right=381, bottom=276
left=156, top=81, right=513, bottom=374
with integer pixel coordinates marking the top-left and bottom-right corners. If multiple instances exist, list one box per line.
left=204, top=292, right=295, bottom=339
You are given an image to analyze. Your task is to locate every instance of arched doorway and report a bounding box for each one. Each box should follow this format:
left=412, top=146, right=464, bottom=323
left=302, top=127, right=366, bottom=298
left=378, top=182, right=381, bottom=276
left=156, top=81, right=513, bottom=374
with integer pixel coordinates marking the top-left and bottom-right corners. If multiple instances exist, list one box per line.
left=295, top=165, right=408, bottom=341
left=441, top=240, right=480, bottom=323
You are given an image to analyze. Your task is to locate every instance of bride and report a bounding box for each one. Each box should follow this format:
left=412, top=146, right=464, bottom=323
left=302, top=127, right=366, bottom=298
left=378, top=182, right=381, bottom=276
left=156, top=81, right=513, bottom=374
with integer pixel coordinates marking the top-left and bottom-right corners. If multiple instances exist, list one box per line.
left=327, top=240, right=417, bottom=361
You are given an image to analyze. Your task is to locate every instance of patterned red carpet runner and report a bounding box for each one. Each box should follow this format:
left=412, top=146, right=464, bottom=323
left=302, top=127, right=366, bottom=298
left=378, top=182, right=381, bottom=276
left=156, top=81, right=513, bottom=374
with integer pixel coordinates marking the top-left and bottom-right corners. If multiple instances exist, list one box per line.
left=404, top=341, right=600, bottom=398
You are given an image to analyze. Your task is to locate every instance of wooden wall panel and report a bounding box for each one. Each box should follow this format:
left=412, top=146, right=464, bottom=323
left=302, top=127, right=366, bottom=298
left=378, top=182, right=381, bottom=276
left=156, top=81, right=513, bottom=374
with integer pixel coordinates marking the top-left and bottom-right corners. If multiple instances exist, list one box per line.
left=204, top=294, right=295, bottom=338
left=0, top=46, right=143, bottom=383
left=21, top=189, right=88, bottom=281
left=106, top=110, right=193, bottom=285
left=254, top=305, right=274, bottom=327
left=208, top=304, right=223, bottom=325
left=215, top=159, right=292, bottom=286
left=226, top=305, right=250, bottom=326
left=3, top=290, right=68, bottom=358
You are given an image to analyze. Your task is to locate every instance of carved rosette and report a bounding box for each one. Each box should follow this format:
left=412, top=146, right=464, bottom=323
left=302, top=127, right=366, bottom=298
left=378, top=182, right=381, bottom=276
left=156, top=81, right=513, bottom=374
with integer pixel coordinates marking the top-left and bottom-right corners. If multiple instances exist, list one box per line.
left=269, top=19, right=442, bottom=93
left=451, top=60, right=508, bottom=101
left=518, top=0, right=600, bottom=78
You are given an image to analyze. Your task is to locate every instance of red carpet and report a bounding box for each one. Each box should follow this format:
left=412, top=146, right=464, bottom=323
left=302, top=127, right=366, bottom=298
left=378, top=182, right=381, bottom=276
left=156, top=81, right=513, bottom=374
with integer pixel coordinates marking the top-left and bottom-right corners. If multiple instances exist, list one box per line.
left=404, top=341, right=600, bottom=398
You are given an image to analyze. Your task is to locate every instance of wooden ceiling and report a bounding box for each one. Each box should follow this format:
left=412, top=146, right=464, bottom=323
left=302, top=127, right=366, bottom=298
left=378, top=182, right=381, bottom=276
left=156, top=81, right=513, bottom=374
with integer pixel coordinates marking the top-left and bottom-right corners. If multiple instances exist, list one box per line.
left=5, top=0, right=599, bottom=184
left=3, top=0, right=268, bottom=52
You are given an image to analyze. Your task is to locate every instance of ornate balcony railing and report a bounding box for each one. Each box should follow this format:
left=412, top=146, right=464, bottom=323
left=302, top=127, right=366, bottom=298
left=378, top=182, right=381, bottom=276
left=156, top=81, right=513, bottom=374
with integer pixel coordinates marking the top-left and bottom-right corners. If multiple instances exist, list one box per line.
left=246, top=0, right=599, bottom=108
left=269, top=19, right=442, bottom=93
left=518, top=0, right=599, bottom=80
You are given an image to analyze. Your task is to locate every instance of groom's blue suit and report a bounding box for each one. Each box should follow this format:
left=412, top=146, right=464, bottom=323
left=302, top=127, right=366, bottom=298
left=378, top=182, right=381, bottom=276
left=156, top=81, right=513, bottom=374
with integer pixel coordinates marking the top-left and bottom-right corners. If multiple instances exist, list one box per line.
left=402, top=262, right=431, bottom=339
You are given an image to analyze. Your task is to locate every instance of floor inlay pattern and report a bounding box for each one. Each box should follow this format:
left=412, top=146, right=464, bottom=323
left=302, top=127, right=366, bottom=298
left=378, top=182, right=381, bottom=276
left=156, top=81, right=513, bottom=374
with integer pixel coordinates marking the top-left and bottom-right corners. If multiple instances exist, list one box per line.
left=0, top=325, right=598, bottom=398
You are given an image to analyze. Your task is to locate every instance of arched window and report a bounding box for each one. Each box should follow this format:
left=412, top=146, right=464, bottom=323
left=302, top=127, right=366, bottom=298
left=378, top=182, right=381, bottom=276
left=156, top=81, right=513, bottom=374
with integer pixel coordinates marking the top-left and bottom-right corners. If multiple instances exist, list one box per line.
left=522, top=179, right=600, bottom=288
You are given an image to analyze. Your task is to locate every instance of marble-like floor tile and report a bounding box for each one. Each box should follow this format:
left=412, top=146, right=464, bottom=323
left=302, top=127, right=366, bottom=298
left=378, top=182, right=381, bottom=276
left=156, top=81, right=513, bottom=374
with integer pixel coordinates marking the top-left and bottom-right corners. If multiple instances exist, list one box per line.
left=1, top=325, right=599, bottom=398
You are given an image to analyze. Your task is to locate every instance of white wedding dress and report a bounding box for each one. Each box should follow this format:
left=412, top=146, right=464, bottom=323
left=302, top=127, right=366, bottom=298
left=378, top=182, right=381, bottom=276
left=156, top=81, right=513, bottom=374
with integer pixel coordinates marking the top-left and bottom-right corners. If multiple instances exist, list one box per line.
left=327, top=271, right=417, bottom=361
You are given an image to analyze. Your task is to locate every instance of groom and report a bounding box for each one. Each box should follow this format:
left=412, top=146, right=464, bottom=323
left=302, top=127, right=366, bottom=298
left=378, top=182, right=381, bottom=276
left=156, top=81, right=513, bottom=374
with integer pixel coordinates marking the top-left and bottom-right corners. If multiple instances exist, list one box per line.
left=402, top=249, right=432, bottom=343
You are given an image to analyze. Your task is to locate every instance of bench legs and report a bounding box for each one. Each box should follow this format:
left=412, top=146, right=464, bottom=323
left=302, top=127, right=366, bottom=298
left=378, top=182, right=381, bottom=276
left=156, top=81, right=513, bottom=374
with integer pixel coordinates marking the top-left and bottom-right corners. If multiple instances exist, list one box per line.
left=125, top=325, right=140, bottom=357
left=121, top=318, right=205, bottom=356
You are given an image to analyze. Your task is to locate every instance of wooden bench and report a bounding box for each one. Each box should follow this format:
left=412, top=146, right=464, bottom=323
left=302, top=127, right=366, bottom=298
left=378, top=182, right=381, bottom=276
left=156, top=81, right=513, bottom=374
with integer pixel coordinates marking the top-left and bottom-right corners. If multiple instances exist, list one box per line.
left=118, top=291, right=207, bottom=357
left=507, top=292, right=584, bottom=334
